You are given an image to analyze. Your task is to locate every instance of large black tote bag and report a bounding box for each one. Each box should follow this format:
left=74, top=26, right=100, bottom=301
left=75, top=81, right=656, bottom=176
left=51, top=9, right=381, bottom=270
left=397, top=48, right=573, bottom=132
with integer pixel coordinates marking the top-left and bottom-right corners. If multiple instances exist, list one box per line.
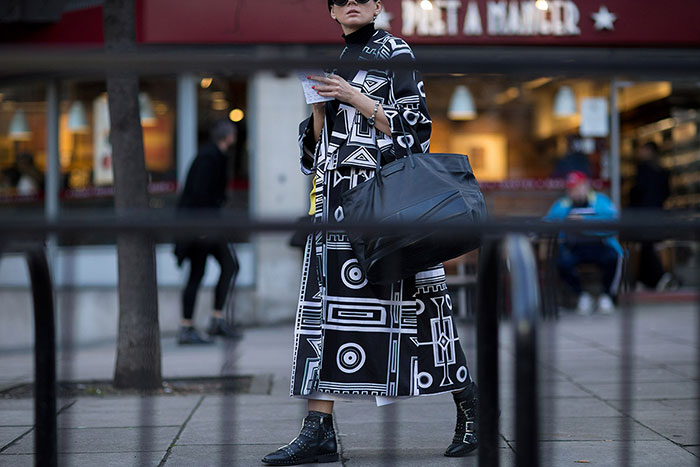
left=340, top=119, right=487, bottom=285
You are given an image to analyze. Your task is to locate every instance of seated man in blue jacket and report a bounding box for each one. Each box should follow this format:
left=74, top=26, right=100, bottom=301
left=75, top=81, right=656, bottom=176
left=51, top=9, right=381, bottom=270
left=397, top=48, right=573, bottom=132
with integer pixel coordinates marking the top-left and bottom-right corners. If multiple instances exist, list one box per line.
left=545, top=171, right=624, bottom=315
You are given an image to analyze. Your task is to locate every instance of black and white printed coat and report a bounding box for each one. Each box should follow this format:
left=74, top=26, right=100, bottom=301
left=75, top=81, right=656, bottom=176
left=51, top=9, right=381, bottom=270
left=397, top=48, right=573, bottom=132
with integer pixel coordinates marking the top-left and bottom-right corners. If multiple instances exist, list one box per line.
left=290, top=26, right=471, bottom=399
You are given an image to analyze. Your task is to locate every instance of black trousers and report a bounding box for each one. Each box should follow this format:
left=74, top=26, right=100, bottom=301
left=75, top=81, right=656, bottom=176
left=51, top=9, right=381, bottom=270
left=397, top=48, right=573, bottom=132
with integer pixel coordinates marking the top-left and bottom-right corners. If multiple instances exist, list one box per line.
left=556, top=241, right=621, bottom=296
left=182, top=243, right=239, bottom=321
left=637, top=241, right=665, bottom=288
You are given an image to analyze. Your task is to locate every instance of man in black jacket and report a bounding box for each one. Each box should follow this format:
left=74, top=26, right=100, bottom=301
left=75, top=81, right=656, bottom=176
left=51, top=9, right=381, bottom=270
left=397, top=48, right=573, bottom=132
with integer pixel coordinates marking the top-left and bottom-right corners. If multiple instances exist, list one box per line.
left=175, top=120, right=241, bottom=344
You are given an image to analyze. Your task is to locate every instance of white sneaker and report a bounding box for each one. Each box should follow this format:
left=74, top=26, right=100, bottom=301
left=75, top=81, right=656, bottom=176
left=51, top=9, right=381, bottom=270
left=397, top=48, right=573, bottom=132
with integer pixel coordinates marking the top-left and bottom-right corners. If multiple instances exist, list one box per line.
left=597, top=294, right=615, bottom=314
left=576, top=292, right=594, bottom=315
left=655, top=272, right=674, bottom=291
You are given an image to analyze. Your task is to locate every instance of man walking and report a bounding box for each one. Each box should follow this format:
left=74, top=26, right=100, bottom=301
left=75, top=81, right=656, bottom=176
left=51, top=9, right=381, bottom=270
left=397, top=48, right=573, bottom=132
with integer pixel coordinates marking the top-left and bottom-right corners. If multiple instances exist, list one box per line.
left=174, top=119, right=242, bottom=344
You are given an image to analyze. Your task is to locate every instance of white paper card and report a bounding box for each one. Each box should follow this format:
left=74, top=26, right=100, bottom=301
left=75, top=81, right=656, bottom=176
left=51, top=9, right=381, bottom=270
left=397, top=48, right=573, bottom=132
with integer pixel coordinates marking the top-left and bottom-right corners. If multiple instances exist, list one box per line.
left=580, top=97, right=609, bottom=137
left=296, top=70, right=334, bottom=105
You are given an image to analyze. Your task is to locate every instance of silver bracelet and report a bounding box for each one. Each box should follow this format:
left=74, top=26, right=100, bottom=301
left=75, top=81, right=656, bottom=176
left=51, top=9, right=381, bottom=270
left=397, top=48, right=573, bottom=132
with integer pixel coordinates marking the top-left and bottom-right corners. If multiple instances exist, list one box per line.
left=368, top=100, right=380, bottom=127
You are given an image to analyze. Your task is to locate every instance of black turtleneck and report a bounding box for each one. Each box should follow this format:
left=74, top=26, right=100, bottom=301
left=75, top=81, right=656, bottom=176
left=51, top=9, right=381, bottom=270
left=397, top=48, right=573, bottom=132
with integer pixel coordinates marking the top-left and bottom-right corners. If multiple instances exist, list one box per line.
left=341, top=22, right=376, bottom=60
left=343, top=22, right=376, bottom=45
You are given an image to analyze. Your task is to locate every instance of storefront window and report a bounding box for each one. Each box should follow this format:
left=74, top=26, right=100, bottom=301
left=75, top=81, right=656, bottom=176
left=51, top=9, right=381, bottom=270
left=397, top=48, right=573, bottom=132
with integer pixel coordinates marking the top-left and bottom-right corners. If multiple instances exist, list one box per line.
left=619, top=82, right=700, bottom=211
left=0, top=83, right=47, bottom=212
left=425, top=75, right=700, bottom=215
left=0, top=78, right=178, bottom=211
left=59, top=78, right=177, bottom=211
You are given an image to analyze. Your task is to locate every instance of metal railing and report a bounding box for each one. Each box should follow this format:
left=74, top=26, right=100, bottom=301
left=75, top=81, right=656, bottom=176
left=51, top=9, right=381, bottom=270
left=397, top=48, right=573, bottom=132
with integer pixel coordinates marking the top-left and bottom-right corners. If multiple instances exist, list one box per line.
left=2, top=214, right=698, bottom=466
left=0, top=243, right=57, bottom=466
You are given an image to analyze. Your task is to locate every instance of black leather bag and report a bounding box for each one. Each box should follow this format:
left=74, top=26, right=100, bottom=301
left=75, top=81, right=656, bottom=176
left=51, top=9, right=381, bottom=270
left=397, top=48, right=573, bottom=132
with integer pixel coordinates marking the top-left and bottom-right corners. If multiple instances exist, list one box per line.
left=340, top=120, right=488, bottom=285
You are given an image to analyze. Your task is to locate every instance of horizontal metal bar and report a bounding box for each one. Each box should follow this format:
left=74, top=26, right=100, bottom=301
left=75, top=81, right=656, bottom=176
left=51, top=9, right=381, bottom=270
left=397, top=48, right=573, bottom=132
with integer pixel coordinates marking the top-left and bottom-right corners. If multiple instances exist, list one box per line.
left=0, top=213, right=698, bottom=241
left=0, top=46, right=699, bottom=79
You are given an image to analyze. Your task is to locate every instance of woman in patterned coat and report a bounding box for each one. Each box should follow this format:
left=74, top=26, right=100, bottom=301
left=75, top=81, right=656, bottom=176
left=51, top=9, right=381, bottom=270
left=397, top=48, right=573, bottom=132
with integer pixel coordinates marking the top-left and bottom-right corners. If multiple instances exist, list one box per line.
left=262, top=1, right=478, bottom=464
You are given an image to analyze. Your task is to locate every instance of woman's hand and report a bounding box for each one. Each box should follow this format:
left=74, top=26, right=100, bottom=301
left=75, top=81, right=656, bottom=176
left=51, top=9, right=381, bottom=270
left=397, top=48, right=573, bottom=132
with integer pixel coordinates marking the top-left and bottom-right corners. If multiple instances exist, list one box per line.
left=310, top=74, right=392, bottom=136
left=310, top=74, right=361, bottom=106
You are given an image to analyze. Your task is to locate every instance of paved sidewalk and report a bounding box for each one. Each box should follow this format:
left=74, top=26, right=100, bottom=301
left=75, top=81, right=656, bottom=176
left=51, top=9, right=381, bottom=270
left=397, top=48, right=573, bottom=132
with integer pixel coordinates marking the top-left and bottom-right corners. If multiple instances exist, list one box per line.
left=0, top=303, right=698, bottom=466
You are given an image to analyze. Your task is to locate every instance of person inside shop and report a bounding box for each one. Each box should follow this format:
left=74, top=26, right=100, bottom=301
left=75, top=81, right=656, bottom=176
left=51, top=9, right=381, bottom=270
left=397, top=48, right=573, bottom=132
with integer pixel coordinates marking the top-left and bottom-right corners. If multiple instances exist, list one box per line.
left=0, top=164, right=21, bottom=195
left=174, top=119, right=242, bottom=345
left=15, top=152, right=44, bottom=196
left=545, top=170, right=624, bottom=315
left=552, top=135, right=592, bottom=179
left=629, top=141, right=676, bottom=290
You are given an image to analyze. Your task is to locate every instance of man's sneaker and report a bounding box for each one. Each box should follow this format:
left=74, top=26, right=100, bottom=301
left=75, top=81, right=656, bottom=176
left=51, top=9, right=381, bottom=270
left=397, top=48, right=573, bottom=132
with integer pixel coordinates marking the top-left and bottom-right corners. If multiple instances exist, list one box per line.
left=177, top=326, right=214, bottom=345
left=207, top=317, right=243, bottom=339
left=655, top=272, right=676, bottom=291
left=575, top=292, right=594, bottom=315
left=597, top=294, right=615, bottom=314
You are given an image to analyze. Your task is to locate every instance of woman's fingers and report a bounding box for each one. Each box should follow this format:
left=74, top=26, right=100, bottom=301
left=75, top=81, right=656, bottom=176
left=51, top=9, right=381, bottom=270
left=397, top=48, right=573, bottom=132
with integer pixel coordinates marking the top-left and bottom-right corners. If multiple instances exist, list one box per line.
left=309, top=75, right=333, bottom=84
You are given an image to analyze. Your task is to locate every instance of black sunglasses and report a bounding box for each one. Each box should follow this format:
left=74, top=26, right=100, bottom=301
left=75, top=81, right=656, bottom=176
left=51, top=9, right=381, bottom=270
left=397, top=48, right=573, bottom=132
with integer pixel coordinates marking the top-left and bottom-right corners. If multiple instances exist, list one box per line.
left=332, top=0, right=372, bottom=7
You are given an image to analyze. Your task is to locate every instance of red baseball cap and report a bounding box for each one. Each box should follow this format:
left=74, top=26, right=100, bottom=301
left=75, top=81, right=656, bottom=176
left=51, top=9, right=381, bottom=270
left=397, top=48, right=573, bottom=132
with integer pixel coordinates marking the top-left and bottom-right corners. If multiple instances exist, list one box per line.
left=566, top=171, right=588, bottom=188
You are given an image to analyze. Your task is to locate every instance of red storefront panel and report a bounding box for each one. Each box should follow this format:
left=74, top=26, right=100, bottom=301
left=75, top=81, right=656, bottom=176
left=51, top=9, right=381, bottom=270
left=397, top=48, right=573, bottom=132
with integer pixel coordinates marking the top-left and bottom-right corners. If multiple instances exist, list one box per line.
left=139, top=0, right=700, bottom=46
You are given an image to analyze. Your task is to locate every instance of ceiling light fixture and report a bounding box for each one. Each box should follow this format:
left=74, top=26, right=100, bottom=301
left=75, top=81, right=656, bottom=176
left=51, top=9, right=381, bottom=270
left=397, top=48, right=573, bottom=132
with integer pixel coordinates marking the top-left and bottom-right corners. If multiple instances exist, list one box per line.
left=139, top=92, right=157, bottom=127
left=448, top=85, right=477, bottom=121
left=8, top=108, right=31, bottom=140
left=553, top=85, right=577, bottom=117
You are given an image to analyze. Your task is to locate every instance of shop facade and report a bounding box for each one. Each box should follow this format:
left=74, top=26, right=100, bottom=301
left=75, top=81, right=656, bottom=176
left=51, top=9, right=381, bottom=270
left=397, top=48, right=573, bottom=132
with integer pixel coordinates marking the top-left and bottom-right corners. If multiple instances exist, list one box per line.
left=1, top=0, right=699, bottom=346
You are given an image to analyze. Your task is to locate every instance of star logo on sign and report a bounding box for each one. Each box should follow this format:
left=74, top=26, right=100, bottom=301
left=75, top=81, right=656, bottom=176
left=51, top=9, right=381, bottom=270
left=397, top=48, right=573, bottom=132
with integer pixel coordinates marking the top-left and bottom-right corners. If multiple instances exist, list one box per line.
left=375, top=10, right=393, bottom=31
left=591, top=6, right=617, bottom=31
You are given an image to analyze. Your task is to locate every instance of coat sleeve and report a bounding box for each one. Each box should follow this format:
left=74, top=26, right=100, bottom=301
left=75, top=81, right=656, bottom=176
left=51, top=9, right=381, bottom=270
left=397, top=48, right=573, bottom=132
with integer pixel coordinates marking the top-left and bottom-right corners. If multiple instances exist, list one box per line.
left=299, top=115, right=317, bottom=175
left=543, top=199, right=567, bottom=221
left=180, top=155, right=221, bottom=208
left=381, top=39, right=432, bottom=157
left=591, top=193, right=618, bottom=220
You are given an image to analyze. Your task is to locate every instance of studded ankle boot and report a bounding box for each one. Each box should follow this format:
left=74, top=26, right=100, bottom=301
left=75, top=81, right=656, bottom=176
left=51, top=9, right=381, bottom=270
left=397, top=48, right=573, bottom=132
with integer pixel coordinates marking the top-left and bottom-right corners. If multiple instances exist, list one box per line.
left=444, top=382, right=479, bottom=457
left=262, top=411, right=339, bottom=465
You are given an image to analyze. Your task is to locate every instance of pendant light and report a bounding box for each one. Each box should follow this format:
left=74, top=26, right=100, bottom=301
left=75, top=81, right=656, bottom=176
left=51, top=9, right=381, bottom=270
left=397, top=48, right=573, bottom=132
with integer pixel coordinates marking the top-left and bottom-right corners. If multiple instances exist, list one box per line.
left=448, top=85, right=477, bottom=120
left=68, top=101, right=89, bottom=133
left=8, top=108, right=31, bottom=140
left=139, top=92, right=157, bottom=127
left=553, top=85, right=577, bottom=117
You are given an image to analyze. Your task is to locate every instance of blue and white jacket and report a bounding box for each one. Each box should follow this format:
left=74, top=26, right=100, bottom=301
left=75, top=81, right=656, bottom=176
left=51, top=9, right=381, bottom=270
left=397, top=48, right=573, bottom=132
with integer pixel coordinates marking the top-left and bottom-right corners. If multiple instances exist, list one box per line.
left=544, top=191, right=624, bottom=257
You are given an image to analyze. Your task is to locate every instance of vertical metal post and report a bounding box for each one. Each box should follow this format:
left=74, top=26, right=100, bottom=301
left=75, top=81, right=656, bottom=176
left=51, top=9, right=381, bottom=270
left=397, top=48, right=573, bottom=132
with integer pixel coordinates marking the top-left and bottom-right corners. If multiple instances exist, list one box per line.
left=477, top=238, right=500, bottom=467
left=695, top=237, right=700, bottom=467
left=505, top=235, right=540, bottom=467
left=177, top=73, right=198, bottom=187
left=26, top=246, right=57, bottom=467
left=610, top=78, right=621, bottom=210
left=619, top=292, right=633, bottom=466
left=45, top=81, right=60, bottom=221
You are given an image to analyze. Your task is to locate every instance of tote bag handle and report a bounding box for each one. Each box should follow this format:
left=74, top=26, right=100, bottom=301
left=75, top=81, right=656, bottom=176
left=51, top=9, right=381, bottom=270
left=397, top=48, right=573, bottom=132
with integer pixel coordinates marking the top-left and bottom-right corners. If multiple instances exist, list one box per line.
left=374, top=105, right=417, bottom=188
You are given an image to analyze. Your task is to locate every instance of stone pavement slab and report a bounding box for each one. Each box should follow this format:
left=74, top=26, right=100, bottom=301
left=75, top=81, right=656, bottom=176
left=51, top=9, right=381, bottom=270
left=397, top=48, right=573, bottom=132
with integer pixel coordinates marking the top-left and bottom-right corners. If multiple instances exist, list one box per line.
left=337, top=447, right=513, bottom=467
left=56, top=395, right=202, bottom=429
left=3, top=426, right=181, bottom=455
left=164, top=444, right=286, bottom=467
left=580, top=381, right=697, bottom=400
left=539, top=440, right=700, bottom=467
left=500, top=415, right=663, bottom=442
left=0, top=426, right=32, bottom=451
left=0, top=451, right=165, bottom=467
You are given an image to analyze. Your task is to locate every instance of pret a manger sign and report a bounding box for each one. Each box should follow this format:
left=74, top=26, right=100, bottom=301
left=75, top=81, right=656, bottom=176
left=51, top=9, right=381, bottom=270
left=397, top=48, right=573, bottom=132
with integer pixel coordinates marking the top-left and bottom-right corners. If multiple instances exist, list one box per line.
left=400, top=0, right=582, bottom=37
left=139, top=0, right=700, bottom=47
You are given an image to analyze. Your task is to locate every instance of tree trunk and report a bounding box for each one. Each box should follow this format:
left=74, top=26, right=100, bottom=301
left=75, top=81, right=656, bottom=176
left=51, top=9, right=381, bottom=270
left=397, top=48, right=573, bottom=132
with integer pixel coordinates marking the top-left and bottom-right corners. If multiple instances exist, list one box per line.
left=103, top=0, right=162, bottom=390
